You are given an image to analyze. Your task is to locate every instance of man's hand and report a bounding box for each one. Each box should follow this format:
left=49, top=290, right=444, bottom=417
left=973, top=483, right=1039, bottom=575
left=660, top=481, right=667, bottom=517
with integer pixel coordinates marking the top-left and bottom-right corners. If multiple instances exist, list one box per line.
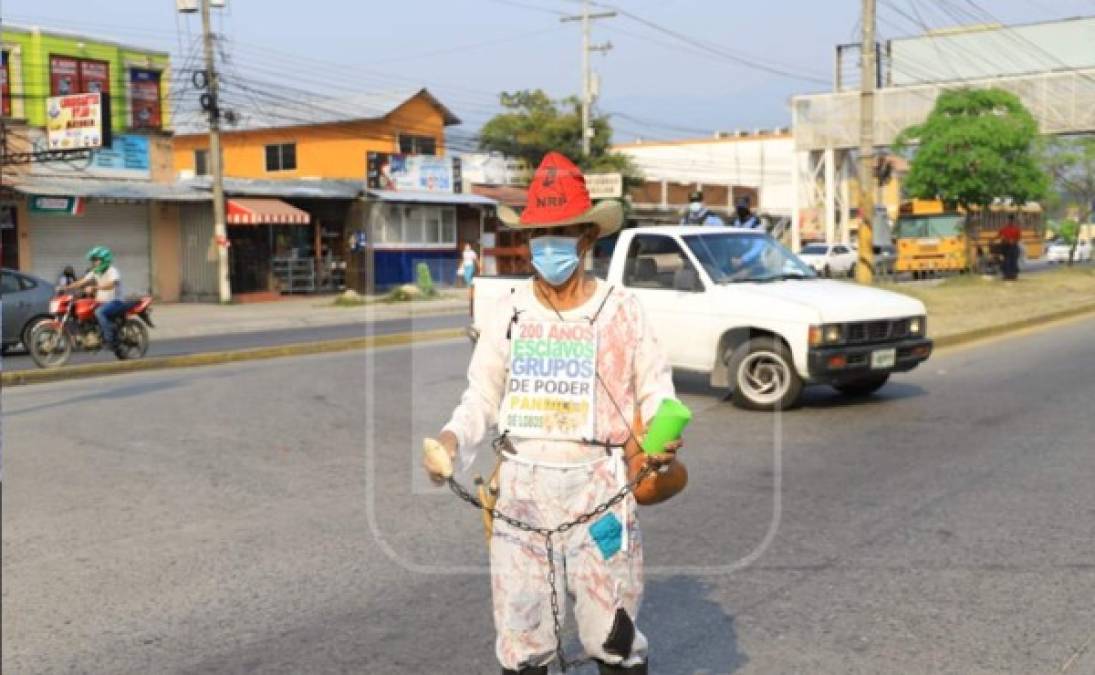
left=646, top=438, right=683, bottom=468
left=423, top=431, right=459, bottom=486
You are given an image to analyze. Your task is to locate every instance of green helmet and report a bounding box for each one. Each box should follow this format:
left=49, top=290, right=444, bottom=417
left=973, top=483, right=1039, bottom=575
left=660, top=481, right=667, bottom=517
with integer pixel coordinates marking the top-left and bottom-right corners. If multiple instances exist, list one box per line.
left=86, top=246, right=114, bottom=273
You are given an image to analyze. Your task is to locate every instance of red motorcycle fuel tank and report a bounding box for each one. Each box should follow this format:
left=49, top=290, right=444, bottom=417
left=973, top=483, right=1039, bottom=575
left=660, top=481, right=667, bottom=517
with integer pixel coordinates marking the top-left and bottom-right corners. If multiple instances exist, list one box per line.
left=74, top=298, right=98, bottom=321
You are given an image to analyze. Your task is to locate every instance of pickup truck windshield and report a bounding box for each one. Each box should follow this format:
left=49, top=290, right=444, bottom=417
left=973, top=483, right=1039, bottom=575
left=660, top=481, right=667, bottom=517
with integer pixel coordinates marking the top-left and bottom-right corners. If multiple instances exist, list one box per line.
left=683, top=232, right=817, bottom=283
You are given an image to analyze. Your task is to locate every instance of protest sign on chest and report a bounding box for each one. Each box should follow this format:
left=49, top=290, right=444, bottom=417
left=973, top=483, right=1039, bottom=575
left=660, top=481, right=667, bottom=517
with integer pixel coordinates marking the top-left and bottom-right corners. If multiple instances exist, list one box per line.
left=500, top=319, right=598, bottom=441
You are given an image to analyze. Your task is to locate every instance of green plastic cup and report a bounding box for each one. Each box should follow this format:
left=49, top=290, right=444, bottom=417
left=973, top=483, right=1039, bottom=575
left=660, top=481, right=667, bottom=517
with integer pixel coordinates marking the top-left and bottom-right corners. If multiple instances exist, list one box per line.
left=641, top=398, right=692, bottom=455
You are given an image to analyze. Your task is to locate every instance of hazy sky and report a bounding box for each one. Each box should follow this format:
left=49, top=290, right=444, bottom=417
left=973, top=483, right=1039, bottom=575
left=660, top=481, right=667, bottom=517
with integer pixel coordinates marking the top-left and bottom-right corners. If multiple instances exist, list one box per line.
left=3, top=0, right=1092, bottom=147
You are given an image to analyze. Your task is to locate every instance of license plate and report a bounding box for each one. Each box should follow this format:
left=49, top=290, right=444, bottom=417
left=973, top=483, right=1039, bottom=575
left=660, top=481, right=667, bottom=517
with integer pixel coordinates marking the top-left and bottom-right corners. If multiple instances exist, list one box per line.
left=871, top=348, right=896, bottom=369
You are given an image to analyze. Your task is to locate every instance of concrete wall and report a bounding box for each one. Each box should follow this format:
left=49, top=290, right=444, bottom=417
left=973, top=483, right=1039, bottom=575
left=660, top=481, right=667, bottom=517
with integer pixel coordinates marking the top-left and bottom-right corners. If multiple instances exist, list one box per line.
left=614, top=133, right=795, bottom=216
left=150, top=202, right=181, bottom=302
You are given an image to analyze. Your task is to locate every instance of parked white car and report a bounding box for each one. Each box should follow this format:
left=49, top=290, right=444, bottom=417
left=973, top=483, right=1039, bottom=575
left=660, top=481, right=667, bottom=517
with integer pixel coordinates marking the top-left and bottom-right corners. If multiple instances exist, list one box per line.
left=472, top=227, right=932, bottom=411
left=1046, top=239, right=1091, bottom=263
left=796, top=242, right=857, bottom=277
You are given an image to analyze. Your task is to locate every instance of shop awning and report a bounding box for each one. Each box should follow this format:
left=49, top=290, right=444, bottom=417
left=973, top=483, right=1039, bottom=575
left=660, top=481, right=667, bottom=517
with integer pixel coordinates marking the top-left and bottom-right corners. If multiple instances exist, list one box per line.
left=226, top=198, right=311, bottom=225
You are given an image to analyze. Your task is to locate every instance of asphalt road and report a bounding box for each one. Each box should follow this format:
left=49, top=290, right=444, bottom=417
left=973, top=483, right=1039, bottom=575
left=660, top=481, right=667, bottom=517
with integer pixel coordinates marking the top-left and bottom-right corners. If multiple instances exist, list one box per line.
left=3, top=316, right=1094, bottom=674
left=0, top=312, right=467, bottom=372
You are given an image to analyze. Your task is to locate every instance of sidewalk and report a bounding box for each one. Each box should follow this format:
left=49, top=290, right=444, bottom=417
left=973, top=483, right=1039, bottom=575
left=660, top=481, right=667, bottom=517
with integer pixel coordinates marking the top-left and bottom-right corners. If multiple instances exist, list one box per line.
left=151, top=290, right=469, bottom=340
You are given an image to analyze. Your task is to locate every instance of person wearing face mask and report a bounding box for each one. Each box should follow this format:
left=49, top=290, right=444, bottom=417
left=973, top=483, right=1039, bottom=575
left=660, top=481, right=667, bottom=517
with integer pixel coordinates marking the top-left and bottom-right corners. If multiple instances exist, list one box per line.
left=680, top=189, right=725, bottom=226
left=424, top=152, right=683, bottom=675
left=730, top=195, right=761, bottom=229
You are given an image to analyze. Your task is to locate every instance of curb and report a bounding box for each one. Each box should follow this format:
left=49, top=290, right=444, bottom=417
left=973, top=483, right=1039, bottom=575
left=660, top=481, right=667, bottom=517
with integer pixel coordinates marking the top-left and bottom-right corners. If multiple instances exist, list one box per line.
left=1, top=327, right=466, bottom=387
left=932, top=302, right=1095, bottom=349
left=4, top=304, right=1094, bottom=388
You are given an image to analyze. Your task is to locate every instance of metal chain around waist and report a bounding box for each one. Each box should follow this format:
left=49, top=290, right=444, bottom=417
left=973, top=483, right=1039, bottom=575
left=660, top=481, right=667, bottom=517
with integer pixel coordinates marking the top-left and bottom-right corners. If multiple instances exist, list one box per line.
left=445, top=461, right=655, bottom=672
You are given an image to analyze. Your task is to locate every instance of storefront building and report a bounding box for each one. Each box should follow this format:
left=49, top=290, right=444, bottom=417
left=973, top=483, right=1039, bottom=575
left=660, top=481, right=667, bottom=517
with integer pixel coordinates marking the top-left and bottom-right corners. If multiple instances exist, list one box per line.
left=1, top=25, right=177, bottom=297
left=176, top=178, right=363, bottom=301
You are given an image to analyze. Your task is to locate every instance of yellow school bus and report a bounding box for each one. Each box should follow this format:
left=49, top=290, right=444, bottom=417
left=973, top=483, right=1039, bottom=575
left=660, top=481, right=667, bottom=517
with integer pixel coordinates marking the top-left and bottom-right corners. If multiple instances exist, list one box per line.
left=895, top=200, right=1044, bottom=274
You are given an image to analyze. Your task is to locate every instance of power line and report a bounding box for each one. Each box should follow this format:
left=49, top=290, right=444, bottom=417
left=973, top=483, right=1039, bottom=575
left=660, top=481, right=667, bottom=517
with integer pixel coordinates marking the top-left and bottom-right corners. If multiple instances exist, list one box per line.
left=581, top=0, right=831, bottom=85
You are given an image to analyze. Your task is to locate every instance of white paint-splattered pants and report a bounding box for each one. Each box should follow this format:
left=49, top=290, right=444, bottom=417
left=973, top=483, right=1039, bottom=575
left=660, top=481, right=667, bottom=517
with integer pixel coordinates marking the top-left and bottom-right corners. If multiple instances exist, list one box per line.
left=490, top=454, right=647, bottom=671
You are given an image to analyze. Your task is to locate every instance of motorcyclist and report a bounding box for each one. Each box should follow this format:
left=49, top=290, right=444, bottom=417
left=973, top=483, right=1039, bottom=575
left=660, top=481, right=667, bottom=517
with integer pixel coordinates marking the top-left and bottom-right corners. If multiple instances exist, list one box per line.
left=680, top=190, right=725, bottom=226
left=60, top=246, right=124, bottom=350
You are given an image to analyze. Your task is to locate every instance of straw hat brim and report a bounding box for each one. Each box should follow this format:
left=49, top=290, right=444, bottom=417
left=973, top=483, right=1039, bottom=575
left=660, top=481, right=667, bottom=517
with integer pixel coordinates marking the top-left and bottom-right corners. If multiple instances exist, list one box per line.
left=497, top=199, right=623, bottom=238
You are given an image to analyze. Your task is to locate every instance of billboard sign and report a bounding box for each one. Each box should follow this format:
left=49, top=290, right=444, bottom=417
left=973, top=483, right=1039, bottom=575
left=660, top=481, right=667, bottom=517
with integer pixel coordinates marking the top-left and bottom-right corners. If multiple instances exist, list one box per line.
left=29, top=131, right=150, bottom=179
left=45, top=93, right=103, bottom=150
left=368, top=153, right=461, bottom=193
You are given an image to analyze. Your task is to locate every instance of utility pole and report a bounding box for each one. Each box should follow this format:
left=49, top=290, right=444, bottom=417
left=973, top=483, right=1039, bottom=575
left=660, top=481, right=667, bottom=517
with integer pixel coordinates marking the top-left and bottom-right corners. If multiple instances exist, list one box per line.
left=855, top=0, right=876, bottom=284
left=562, top=1, right=614, bottom=157
left=200, top=0, right=231, bottom=302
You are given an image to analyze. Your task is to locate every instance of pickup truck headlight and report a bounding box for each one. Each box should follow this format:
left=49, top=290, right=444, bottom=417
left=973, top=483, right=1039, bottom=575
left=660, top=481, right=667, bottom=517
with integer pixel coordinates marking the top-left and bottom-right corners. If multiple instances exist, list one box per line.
left=809, top=324, right=844, bottom=346
left=909, top=316, right=926, bottom=336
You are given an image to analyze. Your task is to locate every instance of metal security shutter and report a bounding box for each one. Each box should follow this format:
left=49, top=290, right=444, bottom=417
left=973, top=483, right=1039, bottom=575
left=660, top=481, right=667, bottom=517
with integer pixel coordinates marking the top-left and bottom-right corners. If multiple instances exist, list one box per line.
left=179, top=203, right=218, bottom=301
left=28, top=201, right=151, bottom=295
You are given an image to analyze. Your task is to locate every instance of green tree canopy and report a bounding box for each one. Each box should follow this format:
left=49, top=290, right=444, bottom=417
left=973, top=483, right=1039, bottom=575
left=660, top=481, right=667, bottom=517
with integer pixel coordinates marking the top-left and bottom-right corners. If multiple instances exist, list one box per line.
left=478, top=89, right=639, bottom=178
left=895, top=88, right=1048, bottom=210
left=1041, top=135, right=1095, bottom=224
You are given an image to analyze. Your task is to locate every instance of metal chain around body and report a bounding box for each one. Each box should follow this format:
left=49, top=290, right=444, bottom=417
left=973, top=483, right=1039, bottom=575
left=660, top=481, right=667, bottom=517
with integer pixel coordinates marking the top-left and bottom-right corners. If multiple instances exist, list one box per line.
left=446, top=460, right=656, bottom=672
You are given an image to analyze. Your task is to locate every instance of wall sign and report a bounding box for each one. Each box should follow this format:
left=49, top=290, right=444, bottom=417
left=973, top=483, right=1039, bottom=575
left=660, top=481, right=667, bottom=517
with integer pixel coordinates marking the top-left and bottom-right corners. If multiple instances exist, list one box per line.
left=45, top=92, right=103, bottom=150
left=29, top=195, right=85, bottom=215
left=367, top=152, right=462, bottom=193
left=29, top=130, right=150, bottom=179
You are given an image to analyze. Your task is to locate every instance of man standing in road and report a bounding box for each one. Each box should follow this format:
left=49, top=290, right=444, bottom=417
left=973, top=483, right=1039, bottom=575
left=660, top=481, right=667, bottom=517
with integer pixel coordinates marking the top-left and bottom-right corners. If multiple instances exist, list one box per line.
left=998, top=217, right=1022, bottom=281
left=729, top=196, right=761, bottom=229
left=425, top=152, right=683, bottom=674
left=61, top=246, right=125, bottom=350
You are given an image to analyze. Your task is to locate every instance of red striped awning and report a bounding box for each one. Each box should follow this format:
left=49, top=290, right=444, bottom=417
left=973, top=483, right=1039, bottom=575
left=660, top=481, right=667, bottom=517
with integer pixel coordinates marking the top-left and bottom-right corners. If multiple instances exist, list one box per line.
left=226, top=198, right=311, bottom=225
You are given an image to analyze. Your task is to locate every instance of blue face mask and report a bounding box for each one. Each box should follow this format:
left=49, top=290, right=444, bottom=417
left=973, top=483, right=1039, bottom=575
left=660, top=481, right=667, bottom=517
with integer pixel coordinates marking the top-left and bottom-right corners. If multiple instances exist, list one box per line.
left=530, top=235, right=580, bottom=286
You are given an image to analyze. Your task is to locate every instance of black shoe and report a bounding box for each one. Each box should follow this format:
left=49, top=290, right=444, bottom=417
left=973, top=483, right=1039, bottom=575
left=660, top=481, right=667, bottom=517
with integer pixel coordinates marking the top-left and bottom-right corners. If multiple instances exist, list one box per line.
left=502, top=666, right=548, bottom=675
left=595, top=660, right=648, bottom=675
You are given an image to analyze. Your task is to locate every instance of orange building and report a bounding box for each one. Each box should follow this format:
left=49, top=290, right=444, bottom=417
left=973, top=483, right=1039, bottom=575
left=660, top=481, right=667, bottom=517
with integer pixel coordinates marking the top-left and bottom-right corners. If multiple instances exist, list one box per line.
left=172, top=88, right=459, bottom=179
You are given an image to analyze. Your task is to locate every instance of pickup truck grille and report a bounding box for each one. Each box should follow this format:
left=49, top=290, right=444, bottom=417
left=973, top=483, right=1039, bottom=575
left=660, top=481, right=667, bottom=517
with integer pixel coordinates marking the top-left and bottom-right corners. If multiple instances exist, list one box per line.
left=844, top=319, right=910, bottom=344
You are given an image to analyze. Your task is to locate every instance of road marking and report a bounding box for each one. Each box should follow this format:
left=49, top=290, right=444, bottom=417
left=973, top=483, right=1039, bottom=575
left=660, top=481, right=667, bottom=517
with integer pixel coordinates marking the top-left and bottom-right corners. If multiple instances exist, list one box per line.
left=1060, top=628, right=1095, bottom=672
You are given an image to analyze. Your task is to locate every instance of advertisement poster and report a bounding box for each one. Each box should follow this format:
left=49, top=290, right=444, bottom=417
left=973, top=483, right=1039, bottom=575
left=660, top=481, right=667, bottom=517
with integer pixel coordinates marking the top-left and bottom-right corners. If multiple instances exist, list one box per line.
left=79, top=60, right=110, bottom=94
left=49, top=56, right=79, bottom=96
left=368, top=153, right=460, bottom=193
left=30, top=130, right=148, bottom=178
left=130, top=69, right=161, bottom=129
left=45, top=93, right=103, bottom=150
left=499, top=320, right=598, bottom=440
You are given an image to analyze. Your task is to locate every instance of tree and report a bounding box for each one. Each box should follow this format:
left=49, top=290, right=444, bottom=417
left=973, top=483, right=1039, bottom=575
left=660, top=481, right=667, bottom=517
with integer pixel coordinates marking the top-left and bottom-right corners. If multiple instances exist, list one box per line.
left=894, top=88, right=1049, bottom=210
left=1041, top=136, right=1095, bottom=264
left=478, top=89, right=639, bottom=179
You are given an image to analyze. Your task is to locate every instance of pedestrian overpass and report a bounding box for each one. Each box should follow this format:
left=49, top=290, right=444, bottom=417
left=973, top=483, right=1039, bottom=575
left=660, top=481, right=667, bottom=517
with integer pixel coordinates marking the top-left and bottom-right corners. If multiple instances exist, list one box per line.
left=791, top=67, right=1095, bottom=248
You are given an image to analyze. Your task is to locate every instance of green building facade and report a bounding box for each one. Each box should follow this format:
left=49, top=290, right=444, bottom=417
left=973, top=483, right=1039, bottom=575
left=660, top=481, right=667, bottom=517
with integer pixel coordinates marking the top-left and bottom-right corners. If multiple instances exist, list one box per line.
left=1, top=24, right=172, bottom=133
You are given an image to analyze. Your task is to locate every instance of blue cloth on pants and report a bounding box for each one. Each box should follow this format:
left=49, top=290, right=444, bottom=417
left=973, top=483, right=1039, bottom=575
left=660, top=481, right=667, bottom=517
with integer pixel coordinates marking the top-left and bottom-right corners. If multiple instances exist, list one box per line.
left=588, top=512, right=623, bottom=560
left=95, top=299, right=127, bottom=347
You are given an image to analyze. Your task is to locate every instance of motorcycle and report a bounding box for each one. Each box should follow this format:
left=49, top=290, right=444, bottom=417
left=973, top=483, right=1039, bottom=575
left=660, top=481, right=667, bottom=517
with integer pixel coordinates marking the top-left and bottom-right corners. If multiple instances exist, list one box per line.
left=28, top=293, right=154, bottom=368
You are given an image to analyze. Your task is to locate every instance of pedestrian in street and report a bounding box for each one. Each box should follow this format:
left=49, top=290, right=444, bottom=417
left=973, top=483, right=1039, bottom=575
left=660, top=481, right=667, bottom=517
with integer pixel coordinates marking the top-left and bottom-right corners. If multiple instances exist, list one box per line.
left=730, top=196, right=761, bottom=229
left=998, top=217, right=1022, bottom=281
left=461, top=242, right=479, bottom=288
left=424, top=152, right=684, bottom=674
left=681, top=189, right=725, bottom=226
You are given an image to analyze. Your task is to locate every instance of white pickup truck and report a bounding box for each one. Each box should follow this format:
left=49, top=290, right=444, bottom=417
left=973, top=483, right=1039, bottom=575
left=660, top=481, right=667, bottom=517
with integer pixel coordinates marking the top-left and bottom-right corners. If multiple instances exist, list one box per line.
left=471, top=226, right=933, bottom=410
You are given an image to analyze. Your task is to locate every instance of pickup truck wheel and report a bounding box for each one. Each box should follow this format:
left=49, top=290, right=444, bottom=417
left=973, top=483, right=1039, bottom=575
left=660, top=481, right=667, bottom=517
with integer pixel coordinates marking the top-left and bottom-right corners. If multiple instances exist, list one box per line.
left=833, top=374, right=890, bottom=396
left=727, top=337, right=803, bottom=411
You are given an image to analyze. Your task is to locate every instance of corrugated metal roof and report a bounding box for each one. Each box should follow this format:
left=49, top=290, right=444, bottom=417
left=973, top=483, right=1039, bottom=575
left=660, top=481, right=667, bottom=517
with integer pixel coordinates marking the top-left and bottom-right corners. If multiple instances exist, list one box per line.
left=366, top=189, right=496, bottom=206
left=183, top=177, right=363, bottom=200
left=175, top=88, right=460, bottom=135
left=10, top=178, right=208, bottom=202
